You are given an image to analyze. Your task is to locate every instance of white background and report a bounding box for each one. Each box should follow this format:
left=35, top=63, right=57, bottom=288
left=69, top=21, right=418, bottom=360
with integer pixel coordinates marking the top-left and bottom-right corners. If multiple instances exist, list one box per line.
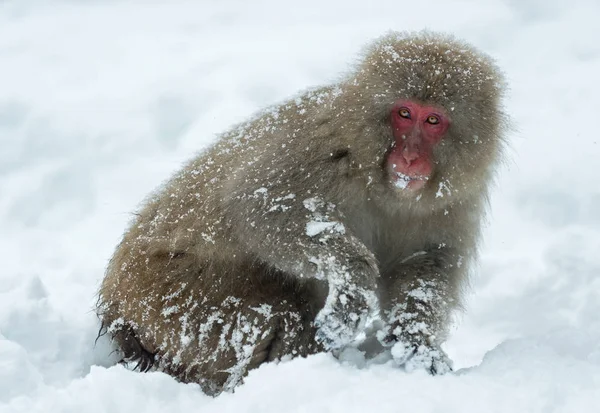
left=1, top=0, right=599, bottom=411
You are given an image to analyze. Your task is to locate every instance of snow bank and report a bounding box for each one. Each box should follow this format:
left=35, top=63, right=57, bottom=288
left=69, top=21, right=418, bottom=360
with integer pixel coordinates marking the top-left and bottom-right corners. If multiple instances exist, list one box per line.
left=1, top=0, right=599, bottom=411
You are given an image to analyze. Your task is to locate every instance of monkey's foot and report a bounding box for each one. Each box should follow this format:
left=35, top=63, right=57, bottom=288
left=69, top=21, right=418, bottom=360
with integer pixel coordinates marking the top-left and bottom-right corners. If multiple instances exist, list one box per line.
left=377, top=321, right=452, bottom=375
left=314, top=287, right=378, bottom=350
left=390, top=340, right=452, bottom=375
left=121, top=346, right=156, bottom=373
left=111, top=326, right=156, bottom=373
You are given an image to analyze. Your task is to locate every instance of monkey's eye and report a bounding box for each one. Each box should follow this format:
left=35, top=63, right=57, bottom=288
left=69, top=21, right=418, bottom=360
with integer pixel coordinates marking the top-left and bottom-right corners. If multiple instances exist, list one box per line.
left=398, top=108, right=411, bottom=119
left=426, top=115, right=440, bottom=125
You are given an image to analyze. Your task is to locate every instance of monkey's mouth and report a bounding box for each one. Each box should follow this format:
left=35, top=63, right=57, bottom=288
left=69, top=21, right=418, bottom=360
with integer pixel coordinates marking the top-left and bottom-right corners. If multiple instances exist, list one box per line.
left=393, top=172, right=429, bottom=190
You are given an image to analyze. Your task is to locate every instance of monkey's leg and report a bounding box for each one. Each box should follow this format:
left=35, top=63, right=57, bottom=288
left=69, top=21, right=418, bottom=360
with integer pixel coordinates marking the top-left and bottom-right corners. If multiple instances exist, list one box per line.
left=159, top=296, right=321, bottom=396
left=378, top=248, right=463, bottom=374
left=98, top=247, right=322, bottom=394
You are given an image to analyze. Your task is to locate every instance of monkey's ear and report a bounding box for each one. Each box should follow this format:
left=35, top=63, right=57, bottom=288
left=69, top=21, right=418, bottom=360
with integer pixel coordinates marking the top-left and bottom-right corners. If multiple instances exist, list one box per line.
left=329, top=148, right=352, bottom=177
left=330, top=149, right=350, bottom=161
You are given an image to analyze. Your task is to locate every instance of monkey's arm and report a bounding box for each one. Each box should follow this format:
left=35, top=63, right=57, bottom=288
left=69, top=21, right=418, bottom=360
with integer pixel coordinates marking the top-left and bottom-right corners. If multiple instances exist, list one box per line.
left=379, top=247, right=464, bottom=374
left=223, top=183, right=379, bottom=351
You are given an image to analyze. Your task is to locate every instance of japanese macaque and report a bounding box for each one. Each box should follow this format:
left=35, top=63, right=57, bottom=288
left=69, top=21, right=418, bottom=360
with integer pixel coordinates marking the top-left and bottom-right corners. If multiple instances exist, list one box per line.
left=97, top=31, right=507, bottom=395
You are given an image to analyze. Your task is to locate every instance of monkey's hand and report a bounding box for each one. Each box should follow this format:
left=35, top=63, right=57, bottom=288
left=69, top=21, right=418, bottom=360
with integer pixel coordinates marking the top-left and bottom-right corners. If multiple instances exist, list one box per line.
left=313, top=257, right=380, bottom=351
left=314, top=284, right=379, bottom=351
left=379, top=254, right=459, bottom=375
left=378, top=279, right=454, bottom=374
left=379, top=321, right=453, bottom=375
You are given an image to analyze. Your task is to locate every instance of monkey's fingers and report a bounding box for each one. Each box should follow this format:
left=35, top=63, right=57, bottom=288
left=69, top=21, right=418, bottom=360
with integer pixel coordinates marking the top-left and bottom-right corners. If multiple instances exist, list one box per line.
left=391, top=339, right=453, bottom=376
left=429, top=351, right=453, bottom=375
left=314, top=310, right=363, bottom=350
left=314, top=287, right=377, bottom=350
left=405, top=344, right=452, bottom=375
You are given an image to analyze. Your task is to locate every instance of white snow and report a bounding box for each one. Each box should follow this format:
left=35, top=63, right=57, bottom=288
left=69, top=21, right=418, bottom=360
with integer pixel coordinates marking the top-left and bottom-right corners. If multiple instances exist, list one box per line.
left=2, top=0, right=600, bottom=411
left=306, top=221, right=345, bottom=237
left=394, top=172, right=411, bottom=189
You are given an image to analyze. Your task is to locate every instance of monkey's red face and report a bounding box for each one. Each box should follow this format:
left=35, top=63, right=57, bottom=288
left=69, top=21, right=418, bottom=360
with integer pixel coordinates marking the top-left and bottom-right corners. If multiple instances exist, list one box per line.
left=386, top=100, right=450, bottom=191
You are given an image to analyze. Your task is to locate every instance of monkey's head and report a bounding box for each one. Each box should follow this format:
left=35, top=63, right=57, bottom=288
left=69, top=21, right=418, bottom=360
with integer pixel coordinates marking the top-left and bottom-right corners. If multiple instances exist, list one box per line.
left=336, top=31, right=507, bottom=210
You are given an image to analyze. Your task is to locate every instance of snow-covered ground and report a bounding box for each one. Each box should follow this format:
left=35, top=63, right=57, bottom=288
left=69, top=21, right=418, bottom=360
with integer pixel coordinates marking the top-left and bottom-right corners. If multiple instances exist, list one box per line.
left=1, top=0, right=600, bottom=411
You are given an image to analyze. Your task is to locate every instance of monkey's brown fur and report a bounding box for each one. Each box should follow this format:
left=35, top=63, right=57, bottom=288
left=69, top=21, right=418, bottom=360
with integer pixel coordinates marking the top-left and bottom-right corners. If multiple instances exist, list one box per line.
left=97, top=31, right=506, bottom=395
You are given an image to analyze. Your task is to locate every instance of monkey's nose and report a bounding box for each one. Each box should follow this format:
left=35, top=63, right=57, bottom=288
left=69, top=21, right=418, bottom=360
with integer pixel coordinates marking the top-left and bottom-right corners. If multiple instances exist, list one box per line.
left=402, top=150, right=420, bottom=165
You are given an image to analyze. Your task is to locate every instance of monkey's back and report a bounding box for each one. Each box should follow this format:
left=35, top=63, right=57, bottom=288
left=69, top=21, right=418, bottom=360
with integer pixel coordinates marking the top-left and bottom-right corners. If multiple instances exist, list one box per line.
left=97, top=88, right=337, bottom=393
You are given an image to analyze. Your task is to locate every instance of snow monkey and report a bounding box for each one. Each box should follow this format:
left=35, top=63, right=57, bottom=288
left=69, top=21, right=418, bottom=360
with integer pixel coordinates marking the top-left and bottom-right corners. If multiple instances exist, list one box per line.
left=97, top=31, right=506, bottom=395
